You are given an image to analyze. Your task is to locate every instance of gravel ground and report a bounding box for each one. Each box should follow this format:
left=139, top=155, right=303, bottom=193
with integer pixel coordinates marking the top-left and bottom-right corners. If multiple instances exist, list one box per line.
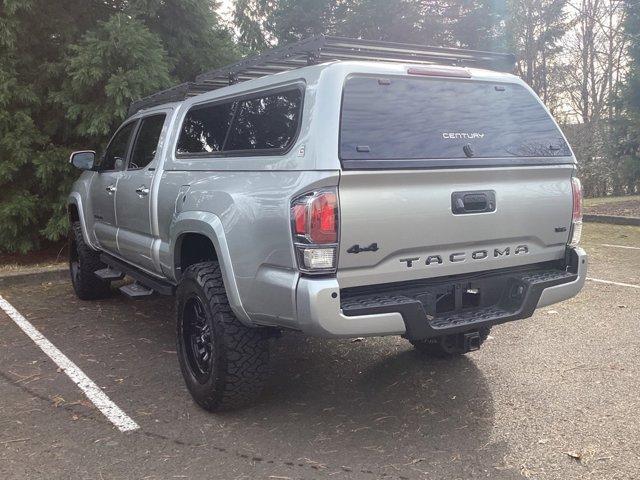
left=0, top=223, right=638, bottom=480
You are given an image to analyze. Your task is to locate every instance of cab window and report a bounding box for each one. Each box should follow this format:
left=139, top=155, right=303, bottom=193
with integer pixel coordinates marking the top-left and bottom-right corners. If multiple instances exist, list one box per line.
left=129, top=114, right=166, bottom=169
left=101, top=122, right=136, bottom=171
left=176, top=86, right=303, bottom=157
left=177, top=102, right=234, bottom=155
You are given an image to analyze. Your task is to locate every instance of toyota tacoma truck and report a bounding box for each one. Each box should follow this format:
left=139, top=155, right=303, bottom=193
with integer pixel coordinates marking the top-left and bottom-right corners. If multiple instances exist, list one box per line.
left=67, top=36, right=587, bottom=411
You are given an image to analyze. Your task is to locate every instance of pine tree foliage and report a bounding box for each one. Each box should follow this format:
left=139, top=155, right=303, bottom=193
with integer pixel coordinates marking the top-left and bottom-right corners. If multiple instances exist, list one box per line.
left=626, top=0, right=640, bottom=110
left=52, top=14, right=173, bottom=138
left=233, top=0, right=508, bottom=50
left=0, top=0, right=235, bottom=253
left=1, top=0, right=639, bottom=255
left=620, top=0, right=640, bottom=192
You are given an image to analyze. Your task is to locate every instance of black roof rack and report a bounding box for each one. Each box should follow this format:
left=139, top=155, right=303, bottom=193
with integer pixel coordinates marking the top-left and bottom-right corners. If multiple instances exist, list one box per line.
left=127, top=82, right=213, bottom=116
left=128, top=35, right=515, bottom=116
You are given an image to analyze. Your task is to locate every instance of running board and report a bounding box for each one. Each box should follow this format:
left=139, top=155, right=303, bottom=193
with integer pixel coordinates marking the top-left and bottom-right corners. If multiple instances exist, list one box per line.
left=99, top=253, right=175, bottom=296
left=120, top=282, right=154, bottom=298
left=94, top=268, right=125, bottom=281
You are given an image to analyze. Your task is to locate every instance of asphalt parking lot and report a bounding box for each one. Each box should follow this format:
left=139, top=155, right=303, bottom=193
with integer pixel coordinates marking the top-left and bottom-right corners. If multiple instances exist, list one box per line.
left=1, top=223, right=639, bottom=480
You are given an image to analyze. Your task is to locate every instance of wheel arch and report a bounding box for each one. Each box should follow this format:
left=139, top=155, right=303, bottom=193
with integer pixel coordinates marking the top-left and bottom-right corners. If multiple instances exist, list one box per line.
left=170, top=212, right=252, bottom=325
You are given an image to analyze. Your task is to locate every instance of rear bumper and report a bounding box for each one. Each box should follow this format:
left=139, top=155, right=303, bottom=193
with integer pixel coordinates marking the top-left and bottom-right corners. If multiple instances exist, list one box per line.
left=296, top=247, right=587, bottom=339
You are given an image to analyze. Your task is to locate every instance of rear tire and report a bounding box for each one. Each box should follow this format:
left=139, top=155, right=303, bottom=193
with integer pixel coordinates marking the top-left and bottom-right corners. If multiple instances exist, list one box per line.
left=69, top=221, right=111, bottom=300
left=176, top=261, right=269, bottom=411
left=410, top=327, right=491, bottom=358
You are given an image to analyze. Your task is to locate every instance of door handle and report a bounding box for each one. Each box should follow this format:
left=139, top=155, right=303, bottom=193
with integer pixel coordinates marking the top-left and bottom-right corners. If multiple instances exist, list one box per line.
left=135, top=186, right=150, bottom=197
left=451, top=190, right=496, bottom=214
left=106, top=184, right=116, bottom=194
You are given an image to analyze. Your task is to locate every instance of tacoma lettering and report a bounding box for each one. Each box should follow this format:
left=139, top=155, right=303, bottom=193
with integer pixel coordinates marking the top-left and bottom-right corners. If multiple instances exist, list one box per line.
left=399, top=244, right=530, bottom=268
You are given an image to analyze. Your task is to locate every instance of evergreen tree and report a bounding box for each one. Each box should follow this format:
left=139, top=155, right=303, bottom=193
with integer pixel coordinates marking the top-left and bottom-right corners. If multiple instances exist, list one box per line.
left=0, top=0, right=235, bottom=253
left=336, top=0, right=425, bottom=44
left=626, top=0, right=640, bottom=111
left=128, top=0, right=236, bottom=81
left=621, top=0, right=640, bottom=193
left=0, top=0, right=47, bottom=252
left=52, top=14, right=173, bottom=139
left=234, top=0, right=507, bottom=50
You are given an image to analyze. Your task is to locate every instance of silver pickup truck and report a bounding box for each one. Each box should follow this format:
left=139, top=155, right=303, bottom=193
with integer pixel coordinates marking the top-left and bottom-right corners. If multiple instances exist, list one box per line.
left=67, top=36, right=587, bottom=411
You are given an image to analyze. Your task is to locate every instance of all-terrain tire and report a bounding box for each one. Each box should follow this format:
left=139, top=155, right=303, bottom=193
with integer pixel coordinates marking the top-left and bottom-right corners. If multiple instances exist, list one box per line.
left=69, top=221, right=111, bottom=300
left=410, top=327, right=491, bottom=358
left=176, top=261, right=269, bottom=411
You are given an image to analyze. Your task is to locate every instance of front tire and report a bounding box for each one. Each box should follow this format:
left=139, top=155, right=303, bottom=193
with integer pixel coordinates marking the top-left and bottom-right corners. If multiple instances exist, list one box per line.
left=69, top=221, right=111, bottom=300
left=176, top=262, right=269, bottom=411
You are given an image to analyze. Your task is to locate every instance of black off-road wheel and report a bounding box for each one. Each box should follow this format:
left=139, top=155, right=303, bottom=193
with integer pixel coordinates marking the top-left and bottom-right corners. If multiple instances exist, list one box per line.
left=176, top=262, right=269, bottom=411
left=69, top=221, right=111, bottom=300
left=410, top=327, right=491, bottom=358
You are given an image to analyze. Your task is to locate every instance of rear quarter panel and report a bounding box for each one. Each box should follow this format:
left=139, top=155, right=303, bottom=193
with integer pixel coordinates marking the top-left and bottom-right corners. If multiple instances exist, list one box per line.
left=156, top=170, right=339, bottom=326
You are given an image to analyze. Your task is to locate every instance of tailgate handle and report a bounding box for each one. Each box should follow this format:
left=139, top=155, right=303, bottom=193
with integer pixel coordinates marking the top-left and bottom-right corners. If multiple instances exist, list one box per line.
left=452, top=190, right=496, bottom=215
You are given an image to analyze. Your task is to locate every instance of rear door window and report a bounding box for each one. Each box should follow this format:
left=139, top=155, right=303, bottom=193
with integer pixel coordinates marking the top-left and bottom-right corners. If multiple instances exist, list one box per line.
left=340, top=75, right=570, bottom=165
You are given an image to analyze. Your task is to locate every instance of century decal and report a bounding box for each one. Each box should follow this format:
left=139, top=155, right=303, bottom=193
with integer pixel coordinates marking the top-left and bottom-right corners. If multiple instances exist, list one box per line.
left=442, top=132, right=485, bottom=139
left=399, top=245, right=529, bottom=268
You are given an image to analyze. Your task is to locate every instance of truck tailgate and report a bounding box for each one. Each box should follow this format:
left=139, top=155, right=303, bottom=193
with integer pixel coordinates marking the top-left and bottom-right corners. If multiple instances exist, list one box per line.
left=337, top=165, right=573, bottom=288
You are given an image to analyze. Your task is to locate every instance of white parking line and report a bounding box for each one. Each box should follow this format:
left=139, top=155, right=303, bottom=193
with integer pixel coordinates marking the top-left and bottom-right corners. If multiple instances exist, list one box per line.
left=0, top=296, right=139, bottom=432
left=600, top=243, right=640, bottom=251
left=587, top=277, right=640, bottom=289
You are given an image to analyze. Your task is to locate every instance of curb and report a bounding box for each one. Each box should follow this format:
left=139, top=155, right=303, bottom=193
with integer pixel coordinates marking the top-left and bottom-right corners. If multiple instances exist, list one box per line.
left=584, top=214, right=640, bottom=227
left=0, top=267, right=68, bottom=288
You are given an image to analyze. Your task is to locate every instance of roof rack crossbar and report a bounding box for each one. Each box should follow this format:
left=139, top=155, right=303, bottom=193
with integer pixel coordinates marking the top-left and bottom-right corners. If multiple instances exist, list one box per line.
left=127, top=34, right=515, bottom=116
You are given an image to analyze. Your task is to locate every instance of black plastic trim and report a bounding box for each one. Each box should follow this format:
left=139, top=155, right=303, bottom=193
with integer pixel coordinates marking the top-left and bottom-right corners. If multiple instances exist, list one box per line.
left=100, top=253, right=175, bottom=296
left=340, top=258, right=579, bottom=341
left=452, top=190, right=496, bottom=214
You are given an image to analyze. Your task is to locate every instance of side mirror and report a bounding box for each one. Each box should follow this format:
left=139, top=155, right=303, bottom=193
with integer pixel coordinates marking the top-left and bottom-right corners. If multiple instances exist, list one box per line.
left=70, top=151, right=96, bottom=171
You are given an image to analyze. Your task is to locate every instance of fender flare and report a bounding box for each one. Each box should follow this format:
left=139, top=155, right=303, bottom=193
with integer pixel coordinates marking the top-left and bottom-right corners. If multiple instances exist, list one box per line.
left=169, top=211, right=252, bottom=325
left=67, top=193, right=98, bottom=251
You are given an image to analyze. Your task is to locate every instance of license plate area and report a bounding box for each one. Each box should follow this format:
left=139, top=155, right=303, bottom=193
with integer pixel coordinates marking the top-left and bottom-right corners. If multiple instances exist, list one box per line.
left=416, top=282, right=498, bottom=317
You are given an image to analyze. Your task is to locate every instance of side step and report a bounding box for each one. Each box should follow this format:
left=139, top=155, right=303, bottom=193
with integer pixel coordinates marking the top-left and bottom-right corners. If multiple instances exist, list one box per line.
left=99, top=253, right=175, bottom=296
left=119, top=282, right=154, bottom=299
left=94, top=268, right=125, bottom=281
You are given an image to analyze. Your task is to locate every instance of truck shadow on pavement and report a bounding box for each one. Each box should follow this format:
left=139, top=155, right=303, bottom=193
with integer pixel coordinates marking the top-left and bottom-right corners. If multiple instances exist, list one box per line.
left=91, top=287, right=508, bottom=475
left=242, top=333, right=503, bottom=473
left=1, top=283, right=513, bottom=478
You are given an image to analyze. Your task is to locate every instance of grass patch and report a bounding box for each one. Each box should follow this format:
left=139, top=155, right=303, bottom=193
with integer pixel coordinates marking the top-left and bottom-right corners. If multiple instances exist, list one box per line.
left=584, top=195, right=640, bottom=207
left=581, top=222, right=640, bottom=248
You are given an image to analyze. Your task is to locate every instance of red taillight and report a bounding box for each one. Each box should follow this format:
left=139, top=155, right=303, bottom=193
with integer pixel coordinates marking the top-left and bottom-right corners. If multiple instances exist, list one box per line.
left=309, top=192, right=337, bottom=243
left=291, top=189, right=339, bottom=273
left=291, top=190, right=338, bottom=244
left=572, top=177, right=583, bottom=221
left=293, top=204, right=307, bottom=235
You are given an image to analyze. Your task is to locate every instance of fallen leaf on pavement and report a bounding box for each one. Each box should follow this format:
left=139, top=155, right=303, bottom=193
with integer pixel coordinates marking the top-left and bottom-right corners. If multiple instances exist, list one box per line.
left=564, top=451, right=582, bottom=461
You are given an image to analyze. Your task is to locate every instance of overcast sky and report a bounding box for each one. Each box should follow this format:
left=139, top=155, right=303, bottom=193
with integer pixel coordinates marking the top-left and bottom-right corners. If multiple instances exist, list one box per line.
left=218, top=0, right=234, bottom=22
